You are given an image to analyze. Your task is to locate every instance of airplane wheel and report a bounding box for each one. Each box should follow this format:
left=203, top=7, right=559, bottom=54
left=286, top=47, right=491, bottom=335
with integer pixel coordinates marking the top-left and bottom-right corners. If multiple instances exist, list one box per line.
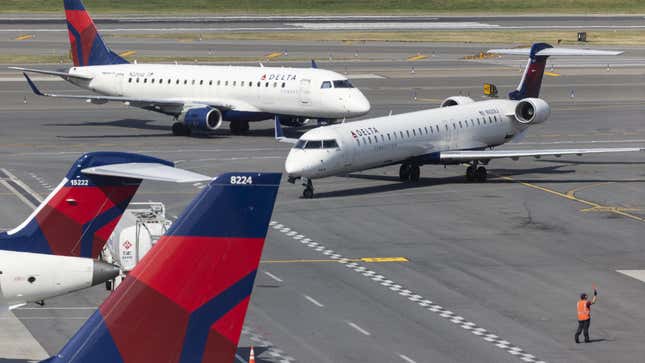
left=466, top=165, right=476, bottom=182
left=409, top=166, right=421, bottom=182
left=475, top=167, right=487, bottom=182
left=172, top=122, right=189, bottom=136
left=302, top=188, right=314, bottom=199
left=399, top=164, right=411, bottom=181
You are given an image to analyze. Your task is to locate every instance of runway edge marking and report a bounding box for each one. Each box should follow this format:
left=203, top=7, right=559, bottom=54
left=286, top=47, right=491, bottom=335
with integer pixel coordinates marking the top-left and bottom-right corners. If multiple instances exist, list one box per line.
left=269, top=220, right=547, bottom=363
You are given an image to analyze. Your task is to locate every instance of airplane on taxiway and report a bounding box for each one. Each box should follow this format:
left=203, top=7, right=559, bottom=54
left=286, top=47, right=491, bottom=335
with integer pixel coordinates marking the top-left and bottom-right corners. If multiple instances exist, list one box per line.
left=276, top=43, right=644, bottom=198
left=0, top=152, right=209, bottom=311
left=14, top=0, right=370, bottom=136
left=39, top=171, right=281, bottom=363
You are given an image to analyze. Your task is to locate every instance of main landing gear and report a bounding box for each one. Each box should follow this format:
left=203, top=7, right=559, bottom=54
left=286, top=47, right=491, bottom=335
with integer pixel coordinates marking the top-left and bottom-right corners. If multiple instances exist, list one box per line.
left=171, top=122, right=191, bottom=136
left=399, top=163, right=421, bottom=182
left=230, top=121, right=250, bottom=135
left=465, top=163, right=487, bottom=182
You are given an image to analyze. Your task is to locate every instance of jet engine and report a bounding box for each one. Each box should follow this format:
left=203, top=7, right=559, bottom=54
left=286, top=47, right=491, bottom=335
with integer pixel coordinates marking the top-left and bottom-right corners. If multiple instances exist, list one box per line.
left=514, top=98, right=550, bottom=124
left=440, top=96, right=475, bottom=107
left=179, top=106, right=223, bottom=131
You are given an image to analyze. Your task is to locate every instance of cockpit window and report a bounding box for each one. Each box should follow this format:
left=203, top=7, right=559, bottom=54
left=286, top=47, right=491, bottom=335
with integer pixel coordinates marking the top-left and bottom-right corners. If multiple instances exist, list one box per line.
left=304, top=140, right=322, bottom=149
left=294, top=140, right=306, bottom=149
left=321, top=81, right=332, bottom=89
left=332, top=80, right=354, bottom=88
left=323, top=139, right=339, bottom=148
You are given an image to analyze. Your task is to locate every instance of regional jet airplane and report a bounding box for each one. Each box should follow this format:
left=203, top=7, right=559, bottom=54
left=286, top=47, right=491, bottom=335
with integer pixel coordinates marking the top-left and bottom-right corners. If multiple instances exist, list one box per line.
left=14, top=0, right=370, bottom=136
left=39, top=171, right=281, bottom=363
left=0, top=152, right=209, bottom=310
left=277, top=43, right=643, bottom=198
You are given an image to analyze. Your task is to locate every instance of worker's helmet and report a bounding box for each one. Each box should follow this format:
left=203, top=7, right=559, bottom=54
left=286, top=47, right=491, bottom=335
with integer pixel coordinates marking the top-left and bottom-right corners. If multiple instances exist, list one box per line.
left=580, top=293, right=588, bottom=300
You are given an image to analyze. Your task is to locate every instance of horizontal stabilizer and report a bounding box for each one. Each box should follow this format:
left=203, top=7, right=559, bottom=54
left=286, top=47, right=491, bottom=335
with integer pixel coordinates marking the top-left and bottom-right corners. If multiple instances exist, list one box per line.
left=487, top=48, right=623, bottom=56
left=9, top=66, right=93, bottom=80
left=82, top=162, right=211, bottom=183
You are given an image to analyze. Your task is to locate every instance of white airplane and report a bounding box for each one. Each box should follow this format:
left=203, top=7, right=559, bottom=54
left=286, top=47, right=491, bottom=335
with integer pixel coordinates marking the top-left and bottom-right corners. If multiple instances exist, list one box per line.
left=14, top=0, right=370, bottom=136
left=0, top=151, right=210, bottom=310
left=277, top=43, right=644, bottom=198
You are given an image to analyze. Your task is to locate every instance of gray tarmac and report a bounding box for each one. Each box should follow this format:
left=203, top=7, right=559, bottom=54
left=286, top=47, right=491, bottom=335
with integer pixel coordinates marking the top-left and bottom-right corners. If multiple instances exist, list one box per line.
left=0, top=39, right=644, bottom=363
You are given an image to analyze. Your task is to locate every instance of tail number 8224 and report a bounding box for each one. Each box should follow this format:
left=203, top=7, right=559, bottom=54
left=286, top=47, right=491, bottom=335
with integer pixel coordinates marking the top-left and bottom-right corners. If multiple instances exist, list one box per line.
left=230, top=176, right=253, bottom=185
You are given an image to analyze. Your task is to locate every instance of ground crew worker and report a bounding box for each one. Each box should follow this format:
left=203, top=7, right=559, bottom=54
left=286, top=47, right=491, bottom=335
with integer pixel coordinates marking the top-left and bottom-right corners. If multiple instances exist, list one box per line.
left=575, top=288, right=598, bottom=343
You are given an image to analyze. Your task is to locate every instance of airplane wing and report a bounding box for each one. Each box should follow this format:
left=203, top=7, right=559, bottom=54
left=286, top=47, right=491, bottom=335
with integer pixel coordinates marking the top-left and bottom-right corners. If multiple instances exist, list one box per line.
left=9, top=66, right=93, bottom=80
left=439, top=147, right=644, bottom=162
left=82, top=162, right=211, bottom=183
left=21, top=73, right=259, bottom=113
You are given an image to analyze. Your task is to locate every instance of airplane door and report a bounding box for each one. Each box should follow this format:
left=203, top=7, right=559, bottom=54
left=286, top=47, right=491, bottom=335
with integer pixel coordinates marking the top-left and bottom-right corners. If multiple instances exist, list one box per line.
left=299, top=79, right=311, bottom=105
left=115, top=73, right=124, bottom=96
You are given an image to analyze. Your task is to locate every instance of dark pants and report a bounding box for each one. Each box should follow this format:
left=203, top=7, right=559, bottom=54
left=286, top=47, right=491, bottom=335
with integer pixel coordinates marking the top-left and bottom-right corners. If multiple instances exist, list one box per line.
left=575, top=319, right=590, bottom=342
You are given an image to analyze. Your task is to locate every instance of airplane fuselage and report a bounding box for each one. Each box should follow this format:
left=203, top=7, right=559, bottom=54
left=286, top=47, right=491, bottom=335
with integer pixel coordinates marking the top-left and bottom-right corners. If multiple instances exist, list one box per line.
left=67, top=64, right=371, bottom=120
left=285, top=99, right=530, bottom=179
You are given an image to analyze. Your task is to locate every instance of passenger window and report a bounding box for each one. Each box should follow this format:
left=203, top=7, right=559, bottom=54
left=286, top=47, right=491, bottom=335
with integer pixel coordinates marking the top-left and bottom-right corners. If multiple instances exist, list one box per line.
left=494, top=115, right=498, bottom=122
left=209, top=80, right=213, bottom=86
left=357, top=139, right=361, bottom=146
left=192, top=80, right=195, bottom=85
left=249, top=82, right=253, bottom=87
left=217, top=80, right=221, bottom=86
left=241, top=81, right=245, bottom=87
left=282, top=82, right=286, bottom=88
left=168, top=79, right=172, bottom=84
left=143, top=78, right=147, bottom=83
left=459, top=121, right=462, bottom=128
left=400, top=131, right=404, bottom=138
left=233, top=81, right=237, bottom=86
left=387, top=133, right=391, bottom=141
left=381, top=135, right=385, bottom=142
left=321, top=81, right=332, bottom=89
left=323, top=140, right=339, bottom=148
left=305, top=140, right=322, bottom=149
left=424, top=127, right=428, bottom=134
left=257, top=81, right=261, bottom=87
left=368, top=137, right=372, bottom=144
left=225, top=81, right=229, bottom=86
left=184, top=80, right=188, bottom=85
left=406, top=130, right=410, bottom=137
left=265, top=82, right=269, bottom=87
left=200, top=80, right=203, bottom=85
left=412, top=129, right=416, bottom=136
left=418, top=128, right=422, bottom=135
left=273, top=82, right=277, bottom=88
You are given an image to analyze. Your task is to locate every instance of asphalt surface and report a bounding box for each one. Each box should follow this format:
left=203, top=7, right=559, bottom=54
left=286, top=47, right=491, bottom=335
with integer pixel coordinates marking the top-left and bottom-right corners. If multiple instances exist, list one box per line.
left=0, top=40, right=644, bottom=363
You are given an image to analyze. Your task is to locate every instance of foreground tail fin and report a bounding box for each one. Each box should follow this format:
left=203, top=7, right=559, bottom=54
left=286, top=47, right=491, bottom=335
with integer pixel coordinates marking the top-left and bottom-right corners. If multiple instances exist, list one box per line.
left=45, top=172, right=281, bottom=363
left=64, top=0, right=128, bottom=66
left=487, top=43, right=623, bottom=100
left=0, top=152, right=208, bottom=258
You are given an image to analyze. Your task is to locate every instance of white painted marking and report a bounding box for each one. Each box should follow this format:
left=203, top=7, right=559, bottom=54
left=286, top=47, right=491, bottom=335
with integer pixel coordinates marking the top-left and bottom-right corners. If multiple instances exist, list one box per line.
left=0, top=179, right=36, bottom=209
left=303, top=294, right=325, bottom=308
left=398, top=353, right=417, bottom=363
left=617, top=269, right=645, bottom=283
left=346, top=321, right=371, bottom=336
left=235, top=353, right=248, bottom=363
left=263, top=271, right=283, bottom=283
left=16, top=307, right=96, bottom=310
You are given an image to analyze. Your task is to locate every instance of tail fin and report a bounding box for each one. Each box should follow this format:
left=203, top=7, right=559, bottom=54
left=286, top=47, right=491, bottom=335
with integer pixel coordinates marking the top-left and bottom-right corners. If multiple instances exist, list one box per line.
left=45, top=172, right=281, bottom=363
left=508, top=43, right=552, bottom=100
left=0, top=152, right=187, bottom=258
left=64, top=0, right=128, bottom=66
left=487, top=43, right=622, bottom=100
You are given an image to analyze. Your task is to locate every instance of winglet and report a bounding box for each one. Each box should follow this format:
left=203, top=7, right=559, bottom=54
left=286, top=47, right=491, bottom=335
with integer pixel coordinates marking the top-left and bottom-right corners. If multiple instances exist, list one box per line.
left=274, top=116, right=298, bottom=144
left=23, top=73, right=44, bottom=96
left=311, top=59, right=318, bottom=69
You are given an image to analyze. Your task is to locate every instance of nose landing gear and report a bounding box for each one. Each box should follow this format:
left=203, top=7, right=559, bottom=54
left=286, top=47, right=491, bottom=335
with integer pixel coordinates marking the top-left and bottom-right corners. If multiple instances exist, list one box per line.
left=302, top=178, right=314, bottom=199
left=465, top=162, right=487, bottom=182
left=399, top=163, right=421, bottom=182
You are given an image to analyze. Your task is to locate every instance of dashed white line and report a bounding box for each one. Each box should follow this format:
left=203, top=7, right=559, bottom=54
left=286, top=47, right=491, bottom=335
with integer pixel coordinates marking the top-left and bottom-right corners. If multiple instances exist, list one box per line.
left=234, top=353, right=247, bottom=363
left=346, top=321, right=371, bottom=336
left=398, top=353, right=417, bottom=363
left=303, top=294, right=325, bottom=308
left=263, top=271, right=283, bottom=283
left=271, top=220, right=547, bottom=363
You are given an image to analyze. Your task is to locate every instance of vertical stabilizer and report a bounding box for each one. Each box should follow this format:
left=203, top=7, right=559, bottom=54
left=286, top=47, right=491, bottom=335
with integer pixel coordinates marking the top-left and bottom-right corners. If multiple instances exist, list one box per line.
left=508, top=43, right=552, bottom=100
left=44, top=172, right=281, bottom=363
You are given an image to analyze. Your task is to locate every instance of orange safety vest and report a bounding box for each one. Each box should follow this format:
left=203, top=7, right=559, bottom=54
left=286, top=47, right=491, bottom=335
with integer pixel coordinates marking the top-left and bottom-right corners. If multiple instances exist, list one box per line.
left=577, top=300, right=590, bottom=321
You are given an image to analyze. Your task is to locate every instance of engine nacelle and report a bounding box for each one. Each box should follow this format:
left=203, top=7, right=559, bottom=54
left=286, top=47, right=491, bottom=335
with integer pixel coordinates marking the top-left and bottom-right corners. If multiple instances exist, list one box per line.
left=179, top=107, right=223, bottom=131
left=514, top=98, right=551, bottom=125
left=440, top=96, right=475, bottom=107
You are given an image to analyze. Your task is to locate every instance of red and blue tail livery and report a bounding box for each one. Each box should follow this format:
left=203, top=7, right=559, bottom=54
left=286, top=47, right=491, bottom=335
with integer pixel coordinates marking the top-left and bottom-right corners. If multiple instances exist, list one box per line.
left=43, top=172, right=281, bottom=363
left=64, top=0, right=128, bottom=66
left=508, top=43, right=552, bottom=100
left=0, top=152, right=173, bottom=258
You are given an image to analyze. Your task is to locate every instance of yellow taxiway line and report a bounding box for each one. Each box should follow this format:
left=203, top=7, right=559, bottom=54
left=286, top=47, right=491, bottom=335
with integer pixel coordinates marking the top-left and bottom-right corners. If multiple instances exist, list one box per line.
left=118, top=50, right=137, bottom=57
left=265, top=52, right=283, bottom=60
left=261, top=257, right=409, bottom=264
left=500, top=175, right=644, bottom=223
left=407, top=54, right=428, bottom=61
left=544, top=71, right=561, bottom=77
left=14, top=34, right=34, bottom=41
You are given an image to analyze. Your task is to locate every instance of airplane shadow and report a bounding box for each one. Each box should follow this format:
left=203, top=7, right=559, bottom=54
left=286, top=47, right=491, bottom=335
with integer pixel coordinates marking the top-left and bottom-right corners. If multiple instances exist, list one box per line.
left=0, top=359, right=39, bottom=363
left=312, top=164, right=645, bottom=199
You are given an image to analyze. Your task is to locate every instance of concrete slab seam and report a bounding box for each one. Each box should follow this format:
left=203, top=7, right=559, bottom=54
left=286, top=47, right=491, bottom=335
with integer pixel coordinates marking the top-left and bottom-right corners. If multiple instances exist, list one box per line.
left=269, top=220, right=547, bottom=363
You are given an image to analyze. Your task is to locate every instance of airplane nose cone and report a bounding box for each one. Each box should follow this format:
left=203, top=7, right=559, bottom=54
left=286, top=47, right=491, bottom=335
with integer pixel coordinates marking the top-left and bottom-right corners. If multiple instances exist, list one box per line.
left=285, top=152, right=302, bottom=177
left=351, top=92, right=371, bottom=115
left=91, top=260, right=120, bottom=286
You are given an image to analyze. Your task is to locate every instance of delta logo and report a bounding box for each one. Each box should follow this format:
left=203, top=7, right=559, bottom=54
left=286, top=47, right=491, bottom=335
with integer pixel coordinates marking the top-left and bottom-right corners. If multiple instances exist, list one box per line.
left=260, top=73, right=297, bottom=81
